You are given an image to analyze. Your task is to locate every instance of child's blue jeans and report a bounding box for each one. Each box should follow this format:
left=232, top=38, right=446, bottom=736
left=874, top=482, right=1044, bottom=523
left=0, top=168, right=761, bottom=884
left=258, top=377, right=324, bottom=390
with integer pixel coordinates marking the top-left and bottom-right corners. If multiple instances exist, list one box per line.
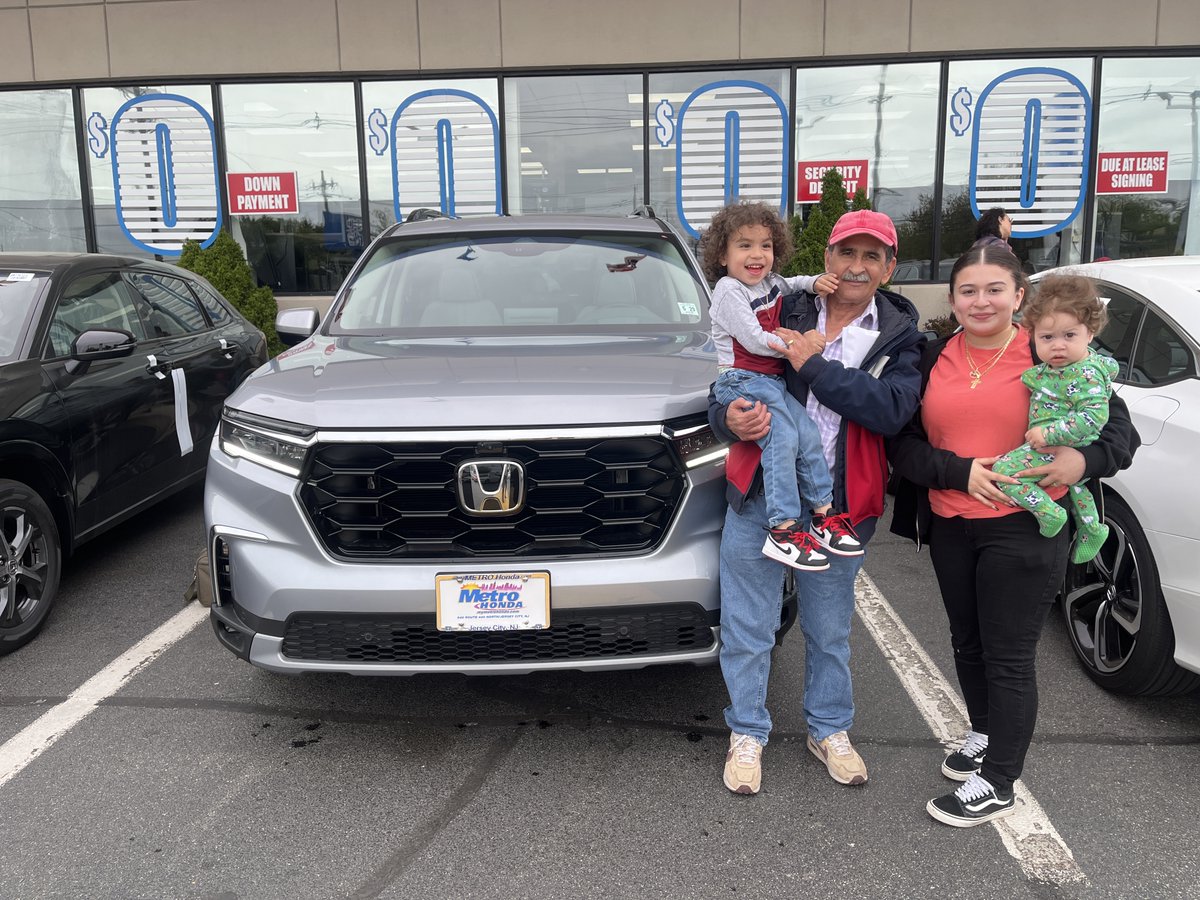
left=714, top=368, right=834, bottom=528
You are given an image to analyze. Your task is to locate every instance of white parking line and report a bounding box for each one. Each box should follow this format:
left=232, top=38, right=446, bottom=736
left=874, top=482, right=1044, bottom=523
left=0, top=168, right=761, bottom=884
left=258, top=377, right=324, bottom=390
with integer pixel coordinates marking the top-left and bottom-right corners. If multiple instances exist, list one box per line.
left=855, top=571, right=1086, bottom=886
left=0, top=603, right=207, bottom=791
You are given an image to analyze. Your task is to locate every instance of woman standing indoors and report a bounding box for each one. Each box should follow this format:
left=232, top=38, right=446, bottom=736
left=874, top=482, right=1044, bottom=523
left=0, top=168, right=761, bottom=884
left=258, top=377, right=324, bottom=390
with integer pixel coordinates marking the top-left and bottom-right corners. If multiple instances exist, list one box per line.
left=888, top=246, right=1139, bottom=827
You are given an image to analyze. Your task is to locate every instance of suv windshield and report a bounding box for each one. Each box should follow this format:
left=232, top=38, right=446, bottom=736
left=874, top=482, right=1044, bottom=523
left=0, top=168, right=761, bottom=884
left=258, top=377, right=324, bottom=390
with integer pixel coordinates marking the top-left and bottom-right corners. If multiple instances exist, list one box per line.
left=330, top=232, right=709, bottom=334
left=0, top=273, right=48, bottom=362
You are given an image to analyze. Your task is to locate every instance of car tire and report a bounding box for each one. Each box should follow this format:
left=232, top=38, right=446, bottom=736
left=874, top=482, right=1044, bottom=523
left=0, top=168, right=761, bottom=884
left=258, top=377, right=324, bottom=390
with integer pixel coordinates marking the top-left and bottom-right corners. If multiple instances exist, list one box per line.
left=0, top=479, right=62, bottom=655
left=1061, top=492, right=1200, bottom=696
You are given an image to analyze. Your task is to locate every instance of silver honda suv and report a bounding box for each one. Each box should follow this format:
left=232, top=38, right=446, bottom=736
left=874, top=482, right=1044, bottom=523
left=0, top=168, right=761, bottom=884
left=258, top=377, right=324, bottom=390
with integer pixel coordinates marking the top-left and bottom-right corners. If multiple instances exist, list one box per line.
left=204, top=211, right=730, bottom=675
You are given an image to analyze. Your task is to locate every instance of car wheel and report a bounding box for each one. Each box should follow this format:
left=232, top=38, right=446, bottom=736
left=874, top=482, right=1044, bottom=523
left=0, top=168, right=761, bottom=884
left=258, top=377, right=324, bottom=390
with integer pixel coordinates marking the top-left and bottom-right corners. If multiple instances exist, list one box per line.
left=1061, top=492, right=1200, bottom=696
left=0, top=479, right=62, bottom=655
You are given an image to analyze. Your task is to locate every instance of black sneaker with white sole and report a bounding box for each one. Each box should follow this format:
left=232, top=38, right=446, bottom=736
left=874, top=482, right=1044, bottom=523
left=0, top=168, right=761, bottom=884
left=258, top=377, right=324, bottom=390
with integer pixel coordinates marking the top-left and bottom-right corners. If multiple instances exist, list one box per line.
left=810, top=511, right=865, bottom=557
left=927, top=774, right=1015, bottom=827
left=761, top=527, right=830, bottom=572
left=942, top=730, right=987, bottom=781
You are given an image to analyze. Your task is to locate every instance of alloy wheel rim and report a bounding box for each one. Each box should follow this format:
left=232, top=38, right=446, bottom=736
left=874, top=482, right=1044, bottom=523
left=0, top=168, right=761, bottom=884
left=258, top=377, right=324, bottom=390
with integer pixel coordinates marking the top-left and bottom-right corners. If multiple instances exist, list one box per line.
left=0, top=505, right=49, bottom=629
left=1064, top=521, right=1141, bottom=675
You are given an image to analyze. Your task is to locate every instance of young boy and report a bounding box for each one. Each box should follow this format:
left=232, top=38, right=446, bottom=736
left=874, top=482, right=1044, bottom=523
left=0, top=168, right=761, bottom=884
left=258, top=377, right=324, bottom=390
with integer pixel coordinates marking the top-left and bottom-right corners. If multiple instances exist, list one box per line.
left=992, top=274, right=1118, bottom=563
left=700, top=201, right=865, bottom=571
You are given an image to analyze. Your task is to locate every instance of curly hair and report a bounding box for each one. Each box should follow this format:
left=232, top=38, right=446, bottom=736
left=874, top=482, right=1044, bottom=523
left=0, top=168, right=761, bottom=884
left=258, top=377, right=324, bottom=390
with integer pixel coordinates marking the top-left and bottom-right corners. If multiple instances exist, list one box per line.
left=697, top=201, right=792, bottom=284
left=1024, top=274, right=1108, bottom=335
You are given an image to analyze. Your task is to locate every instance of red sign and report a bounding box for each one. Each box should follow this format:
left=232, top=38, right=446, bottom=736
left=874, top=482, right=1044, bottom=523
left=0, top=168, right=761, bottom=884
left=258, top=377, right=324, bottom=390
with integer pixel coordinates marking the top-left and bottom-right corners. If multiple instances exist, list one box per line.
left=797, top=160, right=870, bottom=203
left=227, top=172, right=300, bottom=215
left=1096, top=152, right=1169, bottom=195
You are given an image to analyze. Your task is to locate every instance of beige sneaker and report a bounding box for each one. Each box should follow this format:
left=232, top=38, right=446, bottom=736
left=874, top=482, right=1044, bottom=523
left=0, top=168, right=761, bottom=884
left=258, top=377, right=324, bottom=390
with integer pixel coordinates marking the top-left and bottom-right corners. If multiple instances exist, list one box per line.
left=723, top=732, right=763, bottom=795
left=807, top=730, right=867, bottom=785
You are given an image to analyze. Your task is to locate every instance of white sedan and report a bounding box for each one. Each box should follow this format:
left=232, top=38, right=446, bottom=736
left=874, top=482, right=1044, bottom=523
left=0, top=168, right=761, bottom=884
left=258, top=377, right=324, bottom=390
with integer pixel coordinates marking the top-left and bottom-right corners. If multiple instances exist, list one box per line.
left=1033, top=257, right=1200, bottom=696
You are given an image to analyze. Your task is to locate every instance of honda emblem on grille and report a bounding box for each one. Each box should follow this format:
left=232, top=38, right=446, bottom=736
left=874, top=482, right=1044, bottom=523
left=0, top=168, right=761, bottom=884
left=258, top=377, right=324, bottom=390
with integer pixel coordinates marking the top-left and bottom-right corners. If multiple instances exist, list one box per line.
left=456, top=459, right=525, bottom=516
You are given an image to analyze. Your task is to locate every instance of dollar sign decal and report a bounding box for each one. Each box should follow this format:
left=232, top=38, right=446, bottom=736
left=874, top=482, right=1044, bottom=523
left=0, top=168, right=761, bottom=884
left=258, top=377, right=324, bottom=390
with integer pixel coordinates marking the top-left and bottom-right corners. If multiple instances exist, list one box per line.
left=949, top=87, right=973, bottom=138
left=367, top=107, right=388, bottom=156
left=654, top=99, right=675, bottom=147
left=87, top=112, right=109, bottom=158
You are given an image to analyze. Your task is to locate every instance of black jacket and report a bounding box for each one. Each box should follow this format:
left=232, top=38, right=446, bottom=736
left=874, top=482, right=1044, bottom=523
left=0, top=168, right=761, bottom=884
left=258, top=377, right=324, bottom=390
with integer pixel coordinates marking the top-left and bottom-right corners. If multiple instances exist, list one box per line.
left=886, top=333, right=1140, bottom=549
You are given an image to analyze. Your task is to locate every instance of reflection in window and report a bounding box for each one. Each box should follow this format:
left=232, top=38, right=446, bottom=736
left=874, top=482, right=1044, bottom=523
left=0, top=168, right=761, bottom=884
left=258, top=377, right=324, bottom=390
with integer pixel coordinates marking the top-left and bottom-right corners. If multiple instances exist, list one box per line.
left=942, top=59, right=1093, bottom=275
left=222, top=83, right=363, bottom=294
left=50, top=273, right=147, bottom=357
left=0, top=90, right=86, bottom=252
left=505, top=74, right=643, bottom=215
left=1090, top=286, right=1143, bottom=381
left=1093, top=58, right=1200, bottom=259
left=126, top=273, right=207, bottom=337
left=795, top=64, right=939, bottom=281
left=1133, top=309, right=1196, bottom=385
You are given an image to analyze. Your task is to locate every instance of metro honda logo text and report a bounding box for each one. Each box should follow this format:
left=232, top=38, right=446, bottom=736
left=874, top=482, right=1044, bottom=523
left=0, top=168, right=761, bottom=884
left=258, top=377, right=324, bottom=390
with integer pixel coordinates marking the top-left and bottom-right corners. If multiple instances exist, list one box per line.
left=458, top=581, right=525, bottom=609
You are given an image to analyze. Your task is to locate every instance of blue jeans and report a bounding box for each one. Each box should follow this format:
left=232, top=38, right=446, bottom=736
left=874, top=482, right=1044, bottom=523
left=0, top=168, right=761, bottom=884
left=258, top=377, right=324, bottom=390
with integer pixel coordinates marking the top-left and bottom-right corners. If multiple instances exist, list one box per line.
left=719, top=489, right=863, bottom=745
left=714, top=368, right=833, bottom=528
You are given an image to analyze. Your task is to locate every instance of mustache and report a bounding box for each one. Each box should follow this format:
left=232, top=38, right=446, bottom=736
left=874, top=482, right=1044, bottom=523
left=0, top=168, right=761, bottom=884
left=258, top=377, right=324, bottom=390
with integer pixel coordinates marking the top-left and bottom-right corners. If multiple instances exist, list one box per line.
left=841, top=272, right=871, bottom=283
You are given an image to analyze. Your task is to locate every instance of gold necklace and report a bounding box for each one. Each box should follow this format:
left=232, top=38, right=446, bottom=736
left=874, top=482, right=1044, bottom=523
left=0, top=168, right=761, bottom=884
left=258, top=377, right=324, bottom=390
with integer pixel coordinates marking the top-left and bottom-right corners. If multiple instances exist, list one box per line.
left=962, top=325, right=1018, bottom=389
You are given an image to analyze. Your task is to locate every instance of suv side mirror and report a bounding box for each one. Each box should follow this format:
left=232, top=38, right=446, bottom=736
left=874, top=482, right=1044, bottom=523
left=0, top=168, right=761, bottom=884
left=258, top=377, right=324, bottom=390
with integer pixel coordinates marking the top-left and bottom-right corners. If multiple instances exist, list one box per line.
left=276, top=308, right=320, bottom=347
left=66, top=329, right=136, bottom=375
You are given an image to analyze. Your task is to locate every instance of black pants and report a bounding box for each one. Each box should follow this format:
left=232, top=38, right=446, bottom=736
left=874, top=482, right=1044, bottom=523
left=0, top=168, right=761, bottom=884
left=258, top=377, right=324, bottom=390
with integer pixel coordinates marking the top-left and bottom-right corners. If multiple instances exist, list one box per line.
left=929, top=507, right=1068, bottom=795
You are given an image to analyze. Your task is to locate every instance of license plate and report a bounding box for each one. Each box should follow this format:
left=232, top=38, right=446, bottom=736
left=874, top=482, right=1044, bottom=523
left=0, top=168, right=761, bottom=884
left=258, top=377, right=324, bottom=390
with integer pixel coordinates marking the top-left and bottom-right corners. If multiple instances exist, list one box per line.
left=435, top=572, right=551, bottom=632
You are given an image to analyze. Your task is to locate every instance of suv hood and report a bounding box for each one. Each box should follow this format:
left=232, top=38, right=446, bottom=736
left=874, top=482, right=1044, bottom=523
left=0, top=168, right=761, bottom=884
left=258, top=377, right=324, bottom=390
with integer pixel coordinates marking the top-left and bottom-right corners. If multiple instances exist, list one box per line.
left=228, top=333, right=717, bottom=428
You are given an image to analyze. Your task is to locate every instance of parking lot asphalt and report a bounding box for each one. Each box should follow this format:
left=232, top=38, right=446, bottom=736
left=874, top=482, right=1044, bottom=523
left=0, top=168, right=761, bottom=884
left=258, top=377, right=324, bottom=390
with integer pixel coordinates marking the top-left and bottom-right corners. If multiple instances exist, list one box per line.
left=1, top=484, right=1198, bottom=899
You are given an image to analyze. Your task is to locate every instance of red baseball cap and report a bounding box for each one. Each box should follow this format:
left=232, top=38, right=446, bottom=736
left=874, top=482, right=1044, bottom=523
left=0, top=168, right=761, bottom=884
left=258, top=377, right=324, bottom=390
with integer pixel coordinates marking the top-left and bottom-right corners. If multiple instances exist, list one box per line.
left=827, top=210, right=899, bottom=253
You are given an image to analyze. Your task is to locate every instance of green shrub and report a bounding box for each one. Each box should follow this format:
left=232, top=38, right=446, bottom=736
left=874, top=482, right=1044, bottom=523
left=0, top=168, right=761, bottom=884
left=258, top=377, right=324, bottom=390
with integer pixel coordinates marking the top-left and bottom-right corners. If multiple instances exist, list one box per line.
left=922, top=313, right=959, bottom=339
left=179, top=231, right=283, bottom=356
left=783, top=169, right=874, bottom=277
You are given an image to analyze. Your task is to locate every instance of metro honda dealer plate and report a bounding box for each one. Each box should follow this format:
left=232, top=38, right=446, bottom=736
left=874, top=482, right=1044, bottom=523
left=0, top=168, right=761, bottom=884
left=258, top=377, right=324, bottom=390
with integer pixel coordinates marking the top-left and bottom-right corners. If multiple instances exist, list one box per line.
left=435, top=573, right=551, bottom=632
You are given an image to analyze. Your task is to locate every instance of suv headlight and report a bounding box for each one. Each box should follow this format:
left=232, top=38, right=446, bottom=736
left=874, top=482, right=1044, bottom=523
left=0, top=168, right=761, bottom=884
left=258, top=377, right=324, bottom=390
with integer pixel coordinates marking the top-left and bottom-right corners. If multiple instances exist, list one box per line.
left=667, top=417, right=729, bottom=469
left=219, top=408, right=315, bottom=477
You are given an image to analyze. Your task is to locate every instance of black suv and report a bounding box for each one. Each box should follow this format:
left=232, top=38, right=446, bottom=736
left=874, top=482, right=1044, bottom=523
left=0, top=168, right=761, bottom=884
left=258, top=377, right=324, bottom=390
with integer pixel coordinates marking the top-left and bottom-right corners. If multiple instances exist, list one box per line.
left=0, top=252, right=267, bottom=653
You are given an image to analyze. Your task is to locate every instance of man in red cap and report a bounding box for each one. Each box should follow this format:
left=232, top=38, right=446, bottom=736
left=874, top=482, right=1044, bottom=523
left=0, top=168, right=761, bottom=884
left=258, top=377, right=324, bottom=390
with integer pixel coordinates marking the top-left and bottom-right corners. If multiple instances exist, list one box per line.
left=709, top=209, right=925, bottom=795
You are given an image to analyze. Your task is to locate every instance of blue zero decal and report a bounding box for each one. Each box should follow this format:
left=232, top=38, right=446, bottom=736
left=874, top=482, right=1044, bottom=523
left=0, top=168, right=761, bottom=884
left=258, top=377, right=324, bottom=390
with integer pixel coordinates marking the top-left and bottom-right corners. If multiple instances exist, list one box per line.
left=675, top=80, right=789, bottom=238
left=110, top=93, right=221, bottom=255
left=969, top=68, right=1092, bottom=239
left=390, top=89, right=501, bottom=221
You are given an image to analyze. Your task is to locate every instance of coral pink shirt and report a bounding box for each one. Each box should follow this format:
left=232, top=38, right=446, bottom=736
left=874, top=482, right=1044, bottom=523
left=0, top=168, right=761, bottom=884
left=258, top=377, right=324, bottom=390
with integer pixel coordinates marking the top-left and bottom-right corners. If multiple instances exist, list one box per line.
left=923, top=329, right=1068, bottom=519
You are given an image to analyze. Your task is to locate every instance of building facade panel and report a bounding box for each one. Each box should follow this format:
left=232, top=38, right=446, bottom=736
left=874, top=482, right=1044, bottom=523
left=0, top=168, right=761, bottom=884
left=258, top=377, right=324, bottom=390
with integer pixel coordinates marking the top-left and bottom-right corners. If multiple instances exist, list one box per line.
left=0, top=9, right=33, bottom=83
left=911, top=0, right=1158, bottom=52
left=335, top=0, right=421, bottom=72
left=738, top=0, right=825, bottom=59
left=420, top=0, right=502, bottom=69
left=29, top=5, right=109, bottom=82
left=825, top=0, right=911, bottom=57
left=1158, top=0, right=1200, bottom=46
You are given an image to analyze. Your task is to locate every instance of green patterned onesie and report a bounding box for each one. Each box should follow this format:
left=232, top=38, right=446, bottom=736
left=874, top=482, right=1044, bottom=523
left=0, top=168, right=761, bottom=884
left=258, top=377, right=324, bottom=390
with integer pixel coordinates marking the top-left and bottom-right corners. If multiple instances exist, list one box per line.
left=991, top=350, right=1120, bottom=564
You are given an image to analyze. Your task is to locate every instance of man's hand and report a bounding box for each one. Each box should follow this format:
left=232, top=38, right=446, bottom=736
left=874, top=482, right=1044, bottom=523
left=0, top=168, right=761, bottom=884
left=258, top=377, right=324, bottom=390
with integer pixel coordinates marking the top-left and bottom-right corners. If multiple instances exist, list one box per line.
left=1016, top=445, right=1085, bottom=489
left=775, top=327, right=825, bottom=369
left=725, top=397, right=771, bottom=441
left=1025, top=426, right=1047, bottom=450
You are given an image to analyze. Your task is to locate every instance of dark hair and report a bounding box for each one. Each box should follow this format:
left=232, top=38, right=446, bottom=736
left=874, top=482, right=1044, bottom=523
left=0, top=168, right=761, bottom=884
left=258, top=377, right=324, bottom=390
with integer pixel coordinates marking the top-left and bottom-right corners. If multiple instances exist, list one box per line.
left=1025, top=274, right=1108, bottom=336
left=975, top=207, right=1009, bottom=241
left=947, top=244, right=1030, bottom=297
left=697, top=201, right=792, bottom=284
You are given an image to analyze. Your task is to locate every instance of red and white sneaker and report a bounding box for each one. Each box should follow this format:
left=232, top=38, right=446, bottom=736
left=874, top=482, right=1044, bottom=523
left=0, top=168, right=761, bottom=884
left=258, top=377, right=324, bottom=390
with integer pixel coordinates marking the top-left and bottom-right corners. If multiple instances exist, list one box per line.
left=762, top=526, right=830, bottom=572
left=810, top=511, right=865, bottom=556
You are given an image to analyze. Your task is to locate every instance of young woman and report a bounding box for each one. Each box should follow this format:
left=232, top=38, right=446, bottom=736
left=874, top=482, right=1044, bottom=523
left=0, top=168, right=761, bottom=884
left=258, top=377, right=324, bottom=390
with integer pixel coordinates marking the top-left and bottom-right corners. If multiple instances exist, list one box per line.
left=888, top=246, right=1139, bottom=827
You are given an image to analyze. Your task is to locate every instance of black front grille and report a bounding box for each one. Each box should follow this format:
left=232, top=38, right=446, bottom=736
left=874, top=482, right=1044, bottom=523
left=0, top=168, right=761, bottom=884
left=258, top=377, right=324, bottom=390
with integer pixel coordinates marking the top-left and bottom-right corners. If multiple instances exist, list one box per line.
left=298, top=437, right=686, bottom=560
left=280, top=605, right=715, bottom=664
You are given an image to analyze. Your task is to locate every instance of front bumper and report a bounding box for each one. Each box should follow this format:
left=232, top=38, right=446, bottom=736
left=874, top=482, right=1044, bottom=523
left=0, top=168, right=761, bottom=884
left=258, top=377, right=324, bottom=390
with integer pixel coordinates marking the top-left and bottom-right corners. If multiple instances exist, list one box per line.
left=204, top=440, right=726, bottom=675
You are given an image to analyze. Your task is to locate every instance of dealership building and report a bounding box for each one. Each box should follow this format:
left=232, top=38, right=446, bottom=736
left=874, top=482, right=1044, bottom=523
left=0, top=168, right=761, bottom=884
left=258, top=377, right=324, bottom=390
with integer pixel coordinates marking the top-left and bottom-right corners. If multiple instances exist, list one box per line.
left=2, top=0, right=1198, bottom=313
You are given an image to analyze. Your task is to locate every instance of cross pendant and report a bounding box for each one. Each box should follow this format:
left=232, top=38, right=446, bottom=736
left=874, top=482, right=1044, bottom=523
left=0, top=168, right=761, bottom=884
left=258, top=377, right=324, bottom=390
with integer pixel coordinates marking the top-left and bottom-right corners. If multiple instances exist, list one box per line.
left=970, top=377, right=981, bottom=389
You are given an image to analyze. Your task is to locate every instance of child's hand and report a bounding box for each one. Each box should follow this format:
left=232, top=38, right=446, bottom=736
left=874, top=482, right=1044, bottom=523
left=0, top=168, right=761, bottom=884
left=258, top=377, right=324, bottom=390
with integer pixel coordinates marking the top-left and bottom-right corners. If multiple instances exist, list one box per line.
left=1026, top=426, right=1046, bottom=449
left=814, top=272, right=839, bottom=296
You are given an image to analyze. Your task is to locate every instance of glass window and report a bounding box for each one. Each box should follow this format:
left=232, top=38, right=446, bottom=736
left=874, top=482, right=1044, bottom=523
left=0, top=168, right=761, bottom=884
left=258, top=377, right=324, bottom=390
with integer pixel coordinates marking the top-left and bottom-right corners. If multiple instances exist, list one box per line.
left=505, top=74, right=643, bottom=216
left=125, top=272, right=207, bottom=338
left=1090, top=285, right=1143, bottom=381
left=189, top=280, right=233, bottom=327
left=942, top=59, right=1094, bottom=276
left=795, top=63, right=940, bottom=281
left=361, top=79, right=501, bottom=236
left=221, top=82, right=363, bottom=294
left=1131, top=308, right=1196, bottom=385
left=0, top=90, right=86, bottom=252
left=49, top=272, right=147, bottom=358
left=0, top=272, right=50, bottom=362
left=1093, top=57, right=1200, bottom=259
left=332, top=231, right=708, bottom=333
left=648, top=69, right=791, bottom=245
left=82, top=85, right=220, bottom=259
